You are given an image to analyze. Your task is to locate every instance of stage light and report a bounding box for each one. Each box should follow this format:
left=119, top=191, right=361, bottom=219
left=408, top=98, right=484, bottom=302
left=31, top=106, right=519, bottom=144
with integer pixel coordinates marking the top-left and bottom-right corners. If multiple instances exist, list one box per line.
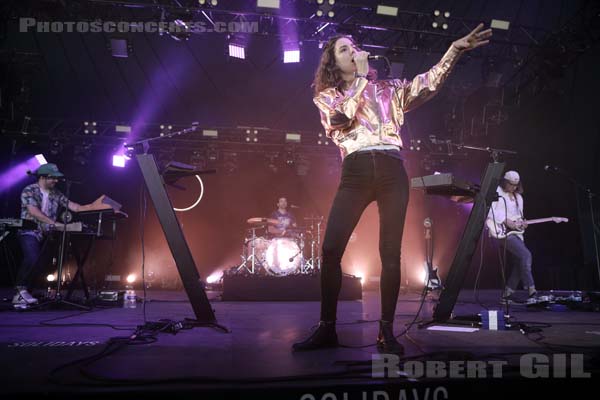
left=353, top=271, right=365, bottom=285
left=317, top=133, right=330, bottom=145
left=316, top=0, right=335, bottom=18
left=206, top=270, right=223, bottom=284
left=35, top=154, right=47, bottom=165
left=83, top=121, right=97, bottom=135
left=160, top=124, right=173, bottom=137
left=110, top=38, right=131, bottom=58
left=432, top=9, right=451, bottom=30
left=199, top=0, right=218, bottom=6
left=115, top=125, right=131, bottom=134
left=245, top=129, right=258, bottom=142
left=283, top=49, right=300, bottom=63
left=202, top=129, right=218, bottom=138
left=285, top=133, right=301, bottom=143
left=46, top=274, right=56, bottom=282
left=228, top=43, right=246, bottom=59
left=112, top=154, right=127, bottom=168
left=491, top=19, right=510, bottom=30
left=126, top=274, right=137, bottom=284
left=376, top=5, right=398, bottom=17
left=257, top=0, right=280, bottom=9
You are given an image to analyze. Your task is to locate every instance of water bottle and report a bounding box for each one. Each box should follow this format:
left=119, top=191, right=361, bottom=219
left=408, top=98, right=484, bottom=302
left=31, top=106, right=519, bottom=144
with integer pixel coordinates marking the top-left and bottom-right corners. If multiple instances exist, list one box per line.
left=124, top=288, right=137, bottom=309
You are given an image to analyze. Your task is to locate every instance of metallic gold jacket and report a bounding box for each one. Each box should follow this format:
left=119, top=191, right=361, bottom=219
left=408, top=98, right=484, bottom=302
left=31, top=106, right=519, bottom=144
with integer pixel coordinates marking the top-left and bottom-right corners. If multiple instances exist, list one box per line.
left=314, top=45, right=462, bottom=158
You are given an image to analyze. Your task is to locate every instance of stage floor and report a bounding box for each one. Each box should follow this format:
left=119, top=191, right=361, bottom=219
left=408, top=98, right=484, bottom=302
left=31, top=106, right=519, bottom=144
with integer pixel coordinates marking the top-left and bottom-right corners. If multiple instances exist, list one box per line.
left=0, top=288, right=598, bottom=398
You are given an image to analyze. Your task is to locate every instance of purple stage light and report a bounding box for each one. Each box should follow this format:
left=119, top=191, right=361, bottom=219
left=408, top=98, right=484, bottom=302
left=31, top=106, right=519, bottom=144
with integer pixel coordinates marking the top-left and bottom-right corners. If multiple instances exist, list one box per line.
left=228, top=43, right=246, bottom=59
left=35, top=154, right=48, bottom=165
left=283, top=49, right=300, bottom=63
left=112, top=155, right=126, bottom=168
left=0, top=157, right=41, bottom=192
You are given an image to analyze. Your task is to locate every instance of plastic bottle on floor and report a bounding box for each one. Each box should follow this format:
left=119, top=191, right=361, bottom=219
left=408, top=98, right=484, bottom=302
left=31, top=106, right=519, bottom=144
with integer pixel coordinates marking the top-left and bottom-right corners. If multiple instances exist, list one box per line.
left=124, top=288, right=137, bottom=308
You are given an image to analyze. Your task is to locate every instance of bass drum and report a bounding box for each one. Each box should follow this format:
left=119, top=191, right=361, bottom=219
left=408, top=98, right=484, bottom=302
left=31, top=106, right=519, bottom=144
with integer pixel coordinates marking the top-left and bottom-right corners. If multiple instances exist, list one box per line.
left=264, top=237, right=302, bottom=276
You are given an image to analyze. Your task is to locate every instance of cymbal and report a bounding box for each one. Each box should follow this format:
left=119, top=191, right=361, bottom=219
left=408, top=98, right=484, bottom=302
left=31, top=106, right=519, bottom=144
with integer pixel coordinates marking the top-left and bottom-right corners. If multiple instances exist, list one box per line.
left=247, top=217, right=279, bottom=226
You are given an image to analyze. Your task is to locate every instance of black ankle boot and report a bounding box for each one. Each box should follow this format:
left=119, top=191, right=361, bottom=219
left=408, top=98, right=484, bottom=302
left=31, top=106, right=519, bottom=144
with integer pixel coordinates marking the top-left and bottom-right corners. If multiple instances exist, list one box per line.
left=292, top=321, right=338, bottom=352
left=377, top=320, right=404, bottom=354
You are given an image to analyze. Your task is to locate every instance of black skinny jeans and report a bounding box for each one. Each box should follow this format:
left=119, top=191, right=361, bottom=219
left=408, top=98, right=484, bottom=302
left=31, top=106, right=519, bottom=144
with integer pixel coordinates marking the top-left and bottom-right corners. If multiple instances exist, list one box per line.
left=320, top=150, right=409, bottom=322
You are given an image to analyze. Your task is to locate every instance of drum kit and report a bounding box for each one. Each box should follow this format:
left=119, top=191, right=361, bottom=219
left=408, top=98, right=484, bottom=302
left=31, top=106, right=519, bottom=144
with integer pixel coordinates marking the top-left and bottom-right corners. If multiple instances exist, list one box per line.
left=236, top=215, right=324, bottom=276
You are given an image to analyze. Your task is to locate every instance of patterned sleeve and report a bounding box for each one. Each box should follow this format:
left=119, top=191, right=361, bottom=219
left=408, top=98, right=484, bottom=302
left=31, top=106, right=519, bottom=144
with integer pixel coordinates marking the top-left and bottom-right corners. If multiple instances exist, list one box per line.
left=56, top=191, right=70, bottom=208
left=21, top=186, right=40, bottom=208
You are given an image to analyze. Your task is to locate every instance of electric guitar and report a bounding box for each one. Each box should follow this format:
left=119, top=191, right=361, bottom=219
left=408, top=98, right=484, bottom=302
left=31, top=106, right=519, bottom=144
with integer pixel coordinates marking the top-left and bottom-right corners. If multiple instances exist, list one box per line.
left=486, top=217, right=569, bottom=239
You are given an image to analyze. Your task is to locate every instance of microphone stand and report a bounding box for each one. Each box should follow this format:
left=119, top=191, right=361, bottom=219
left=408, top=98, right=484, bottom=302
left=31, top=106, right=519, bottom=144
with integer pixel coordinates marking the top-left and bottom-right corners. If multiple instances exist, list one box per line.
left=33, top=178, right=90, bottom=310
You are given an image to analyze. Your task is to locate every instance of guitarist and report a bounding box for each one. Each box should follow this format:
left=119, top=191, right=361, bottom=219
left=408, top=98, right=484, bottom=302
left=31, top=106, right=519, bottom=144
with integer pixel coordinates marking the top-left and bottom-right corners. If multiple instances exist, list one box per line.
left=13, top=163, right=110, bottom=308
left=486, top=170, right=538, bottom=302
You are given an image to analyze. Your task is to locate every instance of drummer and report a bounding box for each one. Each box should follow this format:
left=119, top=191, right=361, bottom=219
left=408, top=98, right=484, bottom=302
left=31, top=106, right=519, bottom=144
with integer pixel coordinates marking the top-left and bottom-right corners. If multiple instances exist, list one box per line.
left=268, top=197, right=297, bottom=237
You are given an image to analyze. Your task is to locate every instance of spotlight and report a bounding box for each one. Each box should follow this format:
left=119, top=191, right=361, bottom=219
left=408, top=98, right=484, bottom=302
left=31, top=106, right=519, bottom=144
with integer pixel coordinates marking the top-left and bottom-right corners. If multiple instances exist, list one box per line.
left=257, top=0, right=280, bottom=9
left=376, top=5, right=398, bottom=17
left=491, top=19, right=510, bottom=30
left=317, top=133, right=330, bottom=145
left=432, top=10, right=451, bottom=30
left=316, top=0, right=335, bottom=18
left=285, top=133, right=301, bottom=143
left=283, top=48, right=300, bottom=63
left=160, top=124, right=173, bottom=137
left=202, top=129, right=218, bottom=138
left=83, top=121, right=97, bottom=135
left=110, top=38, right=131, bottom=58
left=409, top=139, right=422, bottom=151
left=126, top=274, right=137, bottom=284
left=228, top=41, right=246, bottom=59
left=112, top=154, right=127, bottom=168
left=115, top=125, right=131, bottom=134
left=245, top=129, right=258, bottom=143
left=35, top=154, right=47, bottom=165
left=199, top=0, right=218, bottom=6
left=206, top=270, right=223, bottom=284
left=352, top=271, right=365, bottom=285
left=46, top=274, right=56, bottom=282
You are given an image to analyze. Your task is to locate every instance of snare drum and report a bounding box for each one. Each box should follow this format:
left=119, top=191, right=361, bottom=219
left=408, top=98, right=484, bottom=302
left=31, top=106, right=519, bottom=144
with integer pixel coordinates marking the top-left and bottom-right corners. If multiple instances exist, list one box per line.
left=264, top=237, right=302, bottom=276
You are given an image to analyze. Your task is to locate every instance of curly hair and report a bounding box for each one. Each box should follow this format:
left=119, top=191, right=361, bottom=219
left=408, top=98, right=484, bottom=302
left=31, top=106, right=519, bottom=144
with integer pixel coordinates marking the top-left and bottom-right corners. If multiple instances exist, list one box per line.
left=312, top=35, right=377, bottom=95
left=312, top=35, right=350, bottom=95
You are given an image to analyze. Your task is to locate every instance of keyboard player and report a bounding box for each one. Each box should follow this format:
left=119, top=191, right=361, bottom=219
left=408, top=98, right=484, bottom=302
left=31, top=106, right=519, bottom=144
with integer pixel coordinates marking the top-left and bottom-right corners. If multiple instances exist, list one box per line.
left=13, top=163, right=112, bottom=308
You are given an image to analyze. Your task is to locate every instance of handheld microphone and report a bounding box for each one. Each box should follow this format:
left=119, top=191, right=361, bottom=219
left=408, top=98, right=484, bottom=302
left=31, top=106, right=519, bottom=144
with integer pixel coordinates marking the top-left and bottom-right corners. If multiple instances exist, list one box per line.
left=368, top=55, right=384, bottom=60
